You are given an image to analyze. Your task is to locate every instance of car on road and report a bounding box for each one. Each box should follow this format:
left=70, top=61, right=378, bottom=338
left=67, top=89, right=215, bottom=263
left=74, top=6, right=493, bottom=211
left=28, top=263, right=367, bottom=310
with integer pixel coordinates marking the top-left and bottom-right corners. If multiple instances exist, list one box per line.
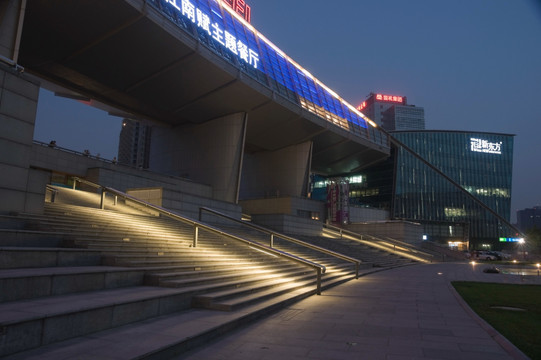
left=476, top=251, right=498, bottom=261
left=483, top=266, right=500, bottom=273
left=489, top=251, right=511, bottom=260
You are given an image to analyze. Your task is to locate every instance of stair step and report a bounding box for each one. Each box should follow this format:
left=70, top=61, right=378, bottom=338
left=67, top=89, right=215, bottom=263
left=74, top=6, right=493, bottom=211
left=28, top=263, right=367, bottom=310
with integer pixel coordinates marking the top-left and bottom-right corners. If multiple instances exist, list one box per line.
left=194, top=269, right=356, bottom=311
left=0, top=285, right=321, bottom=360
left=0, top=266, right=145, bottom=302
left=0, top=247, right=102, bottom=269
left=0, top=286, right=194, bottom=357
left=145, top=262, right=300, bottom=284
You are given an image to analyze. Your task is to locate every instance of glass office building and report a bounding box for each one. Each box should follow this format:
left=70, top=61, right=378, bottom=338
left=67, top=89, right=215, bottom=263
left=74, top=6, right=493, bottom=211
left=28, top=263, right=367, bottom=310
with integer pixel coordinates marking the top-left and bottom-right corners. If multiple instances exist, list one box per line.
left=313, top=130, right=516, bottom=248
left=391, top=130, right=515, bottom=246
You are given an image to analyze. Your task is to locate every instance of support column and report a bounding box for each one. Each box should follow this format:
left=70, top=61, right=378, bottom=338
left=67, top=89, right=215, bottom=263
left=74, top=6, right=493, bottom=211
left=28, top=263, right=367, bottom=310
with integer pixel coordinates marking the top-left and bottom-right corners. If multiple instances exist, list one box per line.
left=149, top=112, right=247, bottom=204
left=0, top=0, right=26, bottom=63
left=0, top=0, right=45, bottom=215
left=240, top=141, right=313, bottom=200
left=0, top=63, right=42, bottom=214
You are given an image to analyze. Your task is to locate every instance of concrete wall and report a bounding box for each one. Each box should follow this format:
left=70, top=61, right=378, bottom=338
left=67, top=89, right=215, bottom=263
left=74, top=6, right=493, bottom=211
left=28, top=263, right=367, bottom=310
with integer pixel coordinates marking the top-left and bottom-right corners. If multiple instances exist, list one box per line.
left=31, top=144, right=105, bottom=178
left=150, top=113, right=246, bottom=203
left=240, top=196, right=325, bottom=219
left=251, top=214, right=322, bottom=236
left=89, top=168, right=241, bottom=220
left=240, top=141, right=312, bottom=199
left=27, top=141, right=242, bottom=220
left=348, top=206, right=389, bottom=222
left=86, top=167, right=212, bottom=198
left=0, top=64, right=42, bottom=214
left=126, top=186, right=242, bottom=221
left=346, top=221, right=424, bottom=245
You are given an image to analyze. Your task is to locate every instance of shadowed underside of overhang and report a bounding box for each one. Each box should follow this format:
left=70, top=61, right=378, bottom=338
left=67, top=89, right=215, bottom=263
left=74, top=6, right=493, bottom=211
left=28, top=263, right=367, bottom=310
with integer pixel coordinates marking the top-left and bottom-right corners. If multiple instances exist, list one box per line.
left=19, top=0, right=389, bottom=175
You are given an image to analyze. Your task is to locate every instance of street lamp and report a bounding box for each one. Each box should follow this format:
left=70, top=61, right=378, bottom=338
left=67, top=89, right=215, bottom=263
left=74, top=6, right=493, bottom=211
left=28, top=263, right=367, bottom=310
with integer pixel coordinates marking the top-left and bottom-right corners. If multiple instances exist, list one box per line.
left=518, top=238, right=526, bottom=260
left=537, top=263, right=540, bottom=277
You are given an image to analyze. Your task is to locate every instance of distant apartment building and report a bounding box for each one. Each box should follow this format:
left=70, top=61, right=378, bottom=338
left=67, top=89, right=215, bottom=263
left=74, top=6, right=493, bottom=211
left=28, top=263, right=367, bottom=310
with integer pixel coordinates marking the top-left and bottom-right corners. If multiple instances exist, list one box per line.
left=117, top=119, right=152, bottom=169
left=357, top=92, right=425, bottom=131
left=517, top=206, right=541, bottom=232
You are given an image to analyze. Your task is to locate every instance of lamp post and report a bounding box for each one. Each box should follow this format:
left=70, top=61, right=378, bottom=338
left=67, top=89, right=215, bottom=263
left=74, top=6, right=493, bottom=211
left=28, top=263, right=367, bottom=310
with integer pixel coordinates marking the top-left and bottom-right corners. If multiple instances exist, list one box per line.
left=518, top=238, right=525, bottom=260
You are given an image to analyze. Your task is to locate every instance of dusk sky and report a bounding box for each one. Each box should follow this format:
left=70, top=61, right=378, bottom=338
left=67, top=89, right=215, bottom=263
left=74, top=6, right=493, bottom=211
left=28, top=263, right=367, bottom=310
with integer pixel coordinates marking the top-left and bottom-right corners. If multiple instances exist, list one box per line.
left=33, top=0, right=541, bottom=221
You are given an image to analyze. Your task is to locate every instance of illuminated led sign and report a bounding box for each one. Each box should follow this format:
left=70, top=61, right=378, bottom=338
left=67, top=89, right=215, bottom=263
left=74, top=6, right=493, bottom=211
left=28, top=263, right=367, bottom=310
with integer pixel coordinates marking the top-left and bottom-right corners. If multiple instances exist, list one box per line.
left=375, top=94, right=404, bottom=103
left=357, top=93, right=404, bottom=111
left=165, top=0, right=259, bottom=69
left=221, top=0, right=251, bottom=23
left=499, top=237, right=523, bottom=242
left=470, top=138, right=502, bottom=155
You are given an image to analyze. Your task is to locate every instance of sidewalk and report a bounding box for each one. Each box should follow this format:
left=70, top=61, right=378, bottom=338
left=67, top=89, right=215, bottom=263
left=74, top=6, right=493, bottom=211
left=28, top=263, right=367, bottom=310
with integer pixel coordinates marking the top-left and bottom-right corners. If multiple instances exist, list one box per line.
left=178, top=262, right=534, bottom=360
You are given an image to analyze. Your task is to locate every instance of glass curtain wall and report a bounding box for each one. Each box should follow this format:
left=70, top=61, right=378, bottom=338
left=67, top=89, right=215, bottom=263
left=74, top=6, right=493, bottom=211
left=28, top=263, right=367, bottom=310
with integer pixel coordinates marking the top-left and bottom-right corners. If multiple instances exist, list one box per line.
left=392, top=131, right=515, bottom=246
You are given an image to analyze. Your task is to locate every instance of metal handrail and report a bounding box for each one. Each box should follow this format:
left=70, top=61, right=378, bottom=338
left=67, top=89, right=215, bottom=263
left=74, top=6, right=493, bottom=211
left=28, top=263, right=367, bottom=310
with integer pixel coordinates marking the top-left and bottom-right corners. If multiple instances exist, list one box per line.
left=33, top=140, right=116, bottom=164
left=199, top=207, right=361, bottom=278
left=71, top=177, right=326, bottom=294
left=323, top=223, right=434, bottom=262
left=45, top=185, right=58, bottom=203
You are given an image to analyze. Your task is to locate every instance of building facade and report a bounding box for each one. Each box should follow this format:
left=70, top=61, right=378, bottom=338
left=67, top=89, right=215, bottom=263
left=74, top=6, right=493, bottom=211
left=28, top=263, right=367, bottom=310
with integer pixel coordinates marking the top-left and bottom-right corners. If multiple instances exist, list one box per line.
left=357, top=92, right=425, bottom=131
left=312, top=130, right=516, bottom=248
left=391, top=131, right=514, bottom=246
left=118, top=119, right=152, bottom=169
left=517, top=206, right=541, bottom=232
left=382, top=105, right=425, bottom=131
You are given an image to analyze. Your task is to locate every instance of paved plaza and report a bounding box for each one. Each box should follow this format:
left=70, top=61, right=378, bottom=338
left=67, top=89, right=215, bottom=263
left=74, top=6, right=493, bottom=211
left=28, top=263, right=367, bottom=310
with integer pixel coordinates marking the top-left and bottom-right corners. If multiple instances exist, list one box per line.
left=179, top=262, right=536, bottom=360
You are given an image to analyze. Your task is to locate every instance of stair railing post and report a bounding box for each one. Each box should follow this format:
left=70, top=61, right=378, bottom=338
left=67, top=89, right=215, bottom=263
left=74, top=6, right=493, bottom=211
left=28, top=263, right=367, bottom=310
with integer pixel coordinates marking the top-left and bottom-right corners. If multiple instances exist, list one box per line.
left=316, top=267, right=322, bottom=295
left=100, top=189, right=105, bottom=209
left=193, top=224, right=199, bottom=247
left=72, top=179, right=77, bottom=190
left=114, top=195, right=118, bottom=206
left=270, top=233, right=274, bottom=248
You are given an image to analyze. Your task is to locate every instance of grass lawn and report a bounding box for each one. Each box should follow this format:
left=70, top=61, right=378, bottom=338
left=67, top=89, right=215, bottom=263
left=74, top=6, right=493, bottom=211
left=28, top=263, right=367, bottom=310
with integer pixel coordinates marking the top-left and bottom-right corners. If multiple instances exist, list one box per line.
left=452, top=281, right=541, bottom=359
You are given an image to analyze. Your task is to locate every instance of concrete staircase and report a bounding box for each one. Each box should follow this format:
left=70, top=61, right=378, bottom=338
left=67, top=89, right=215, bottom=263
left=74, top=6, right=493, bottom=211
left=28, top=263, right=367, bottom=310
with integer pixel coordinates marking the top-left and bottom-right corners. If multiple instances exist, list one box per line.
left=0, top=187, right=365, bottom=358
left=295, top=233, right=422, bottom=268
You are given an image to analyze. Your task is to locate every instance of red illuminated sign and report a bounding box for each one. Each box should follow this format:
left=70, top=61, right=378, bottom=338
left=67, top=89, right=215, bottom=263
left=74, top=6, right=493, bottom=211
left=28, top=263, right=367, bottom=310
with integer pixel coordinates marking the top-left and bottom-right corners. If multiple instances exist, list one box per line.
left=222, top=0, right=252, bottom=23
left=375, top=93, right=404, bottom=103
left=358, top=93, right=405, bottom=111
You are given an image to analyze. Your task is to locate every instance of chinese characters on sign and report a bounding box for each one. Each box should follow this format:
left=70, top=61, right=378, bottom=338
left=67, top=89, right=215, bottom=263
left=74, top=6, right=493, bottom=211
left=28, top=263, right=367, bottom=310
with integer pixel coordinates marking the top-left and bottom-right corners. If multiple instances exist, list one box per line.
left=357, top=101, right=367, bottom=111
left=470, top=138, right=502, bottom=155
left=375, top=93, right=404, bottom=103
left=358, top=93, right=404, bottom=111
left=165, top=0, right=259, bottom=69
left=221, top=0, right=251, bottom=23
